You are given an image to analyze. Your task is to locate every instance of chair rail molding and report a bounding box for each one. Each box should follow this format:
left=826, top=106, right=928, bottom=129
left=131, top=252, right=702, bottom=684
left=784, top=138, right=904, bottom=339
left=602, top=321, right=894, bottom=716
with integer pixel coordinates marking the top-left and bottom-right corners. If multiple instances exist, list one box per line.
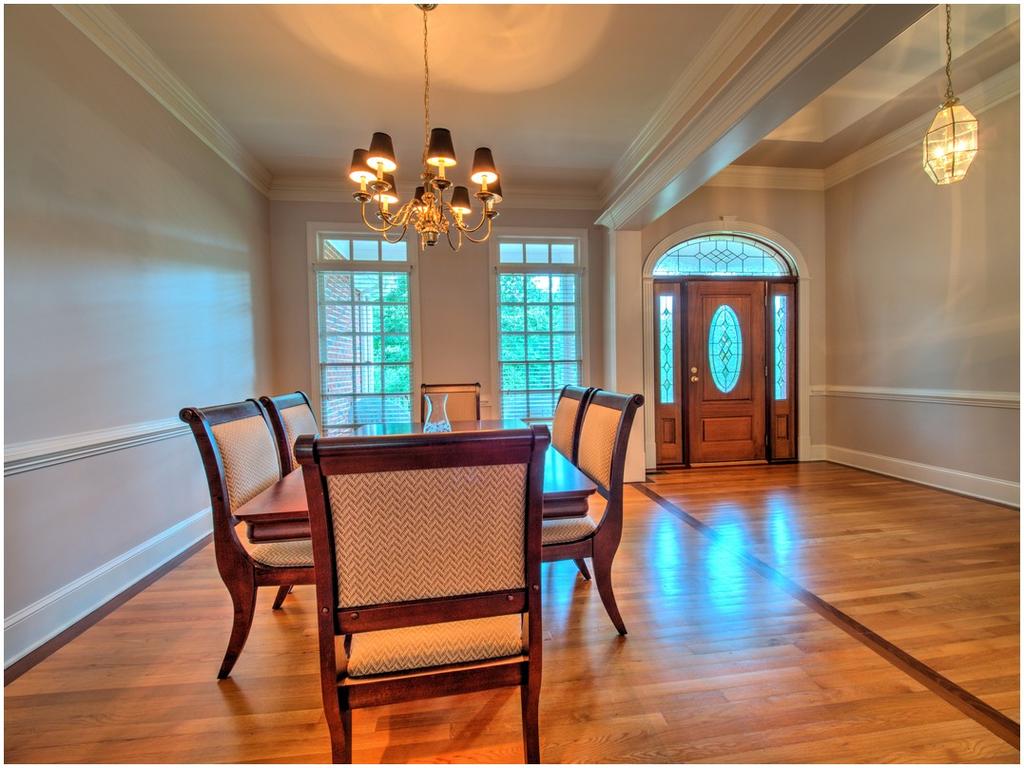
left=55, top=4, right=272, bottom=195
left=823, top=63, right=1020, bottom=189
left=4, top=418, right=190, bottom=476
left=3, top=507, right=212, bottom=667
left=811, top=385, right=1020, bottom=410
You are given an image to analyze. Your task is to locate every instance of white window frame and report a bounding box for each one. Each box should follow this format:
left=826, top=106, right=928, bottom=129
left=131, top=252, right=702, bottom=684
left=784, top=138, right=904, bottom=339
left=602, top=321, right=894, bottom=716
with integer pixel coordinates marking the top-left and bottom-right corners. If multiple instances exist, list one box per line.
left=306, top=222, right=423, bottom=428
left=488, top=227, right=590, bottom=421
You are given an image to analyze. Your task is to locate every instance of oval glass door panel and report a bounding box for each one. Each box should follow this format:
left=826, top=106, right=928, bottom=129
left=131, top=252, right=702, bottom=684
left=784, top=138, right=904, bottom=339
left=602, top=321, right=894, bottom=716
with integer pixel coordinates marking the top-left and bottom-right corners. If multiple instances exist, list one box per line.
left=708, top=304, right=742, bottom=393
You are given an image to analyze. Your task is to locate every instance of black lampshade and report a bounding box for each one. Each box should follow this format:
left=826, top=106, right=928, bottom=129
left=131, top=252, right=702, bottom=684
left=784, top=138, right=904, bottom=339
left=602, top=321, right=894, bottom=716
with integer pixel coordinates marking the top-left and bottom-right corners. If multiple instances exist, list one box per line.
left=426, top=127, right=457, bottom=167
left=470, top=147, right=498, bottom=185
left=488, top=177, right=503, bottom=203
left=367, top=132, right=397, bottom=172
left=373, top=174, right=399, bottom=205
left=450, top=185, right=472, bottom=214
left=348, top=148, right=375, bottom=183
left=413, top=186, right=426, bottom=207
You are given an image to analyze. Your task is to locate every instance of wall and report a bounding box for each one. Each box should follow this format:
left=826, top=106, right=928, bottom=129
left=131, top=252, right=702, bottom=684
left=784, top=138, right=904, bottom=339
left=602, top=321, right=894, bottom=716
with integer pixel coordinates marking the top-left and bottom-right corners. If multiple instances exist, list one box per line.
left=824, top=95, right=1020, bottom=503
left=4, top=6, right=273, bottom=664
left=268, top=200, right=606, bottom=409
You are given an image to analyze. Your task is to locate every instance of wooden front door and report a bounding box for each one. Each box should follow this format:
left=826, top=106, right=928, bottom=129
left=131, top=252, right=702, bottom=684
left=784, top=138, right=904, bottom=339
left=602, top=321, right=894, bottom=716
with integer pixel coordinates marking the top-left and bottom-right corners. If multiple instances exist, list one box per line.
left=686, top=281, right=766, bottom=463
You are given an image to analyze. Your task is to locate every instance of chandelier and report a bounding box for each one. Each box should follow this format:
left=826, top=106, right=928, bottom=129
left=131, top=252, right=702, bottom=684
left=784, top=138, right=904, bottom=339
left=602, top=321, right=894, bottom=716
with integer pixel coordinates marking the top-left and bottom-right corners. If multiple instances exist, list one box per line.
left=922, top=4, right=978, bottom=185
left=347, top=4, right=502, bottom=250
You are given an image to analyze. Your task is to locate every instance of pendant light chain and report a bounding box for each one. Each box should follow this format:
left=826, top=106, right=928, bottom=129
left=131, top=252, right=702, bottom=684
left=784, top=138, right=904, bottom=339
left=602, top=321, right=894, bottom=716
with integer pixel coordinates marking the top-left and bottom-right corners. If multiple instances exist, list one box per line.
left=422, top=7, right=430, bottom=166
left=944, top=4, right=954, bottom=103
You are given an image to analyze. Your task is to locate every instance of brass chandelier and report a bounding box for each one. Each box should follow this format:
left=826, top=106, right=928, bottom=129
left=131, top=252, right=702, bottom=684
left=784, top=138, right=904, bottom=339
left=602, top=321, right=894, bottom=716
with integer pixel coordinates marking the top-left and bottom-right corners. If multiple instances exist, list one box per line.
left=347, top=4, right=502, bottom=250
left=922, top=4, right=978, bottom=185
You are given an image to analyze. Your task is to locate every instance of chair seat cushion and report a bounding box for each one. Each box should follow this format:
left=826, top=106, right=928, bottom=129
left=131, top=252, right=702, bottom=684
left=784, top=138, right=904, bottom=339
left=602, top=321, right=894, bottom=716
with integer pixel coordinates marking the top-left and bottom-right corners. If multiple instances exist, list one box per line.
left=347, top=615, right=523, bottom=678
left=249, top=539, right=314, bottom=568
left=542, top=514, right=597, bottom=545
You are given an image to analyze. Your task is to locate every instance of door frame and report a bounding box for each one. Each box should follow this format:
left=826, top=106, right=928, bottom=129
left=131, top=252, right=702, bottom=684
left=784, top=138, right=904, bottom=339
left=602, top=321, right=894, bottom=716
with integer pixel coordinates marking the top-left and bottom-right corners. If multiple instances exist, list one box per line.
left=654, top=275, right=797, bottom=467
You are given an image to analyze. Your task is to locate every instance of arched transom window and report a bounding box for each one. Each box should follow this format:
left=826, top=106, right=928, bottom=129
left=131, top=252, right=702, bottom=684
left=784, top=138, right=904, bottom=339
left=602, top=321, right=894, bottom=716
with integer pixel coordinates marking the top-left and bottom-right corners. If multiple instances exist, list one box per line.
left=653, top=234, right=792, bottom=277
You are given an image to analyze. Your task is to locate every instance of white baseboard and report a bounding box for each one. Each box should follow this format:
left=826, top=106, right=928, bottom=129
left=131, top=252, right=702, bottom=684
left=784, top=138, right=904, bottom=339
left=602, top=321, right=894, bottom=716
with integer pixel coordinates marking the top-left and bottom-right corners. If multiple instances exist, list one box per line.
left=824, top=445, right=1019, bottom=507
left=4, top=508, right=212, bottom=667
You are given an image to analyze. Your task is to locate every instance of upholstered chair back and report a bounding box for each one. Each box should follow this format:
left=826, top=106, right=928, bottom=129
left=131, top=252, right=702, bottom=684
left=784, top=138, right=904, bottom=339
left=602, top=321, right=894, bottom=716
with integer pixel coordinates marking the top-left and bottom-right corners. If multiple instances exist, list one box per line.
left=211, top=416, right=281, bottom=513
left=259, top=391, right=319, bottom=473
left=420, top=382, right=481, bottom=422
left=575, top=390, right=644, bottom=496
left=551, top=385, right=594, bottom=462
left=298, top=426, right=548, bottom=611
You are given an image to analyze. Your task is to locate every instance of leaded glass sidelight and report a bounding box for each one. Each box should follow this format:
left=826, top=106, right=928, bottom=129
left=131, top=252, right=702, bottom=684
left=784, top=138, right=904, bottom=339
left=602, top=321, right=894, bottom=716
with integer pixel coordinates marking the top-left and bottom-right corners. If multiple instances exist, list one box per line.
left=658, top=295, right=675, bottom=404
left=708, top=304, right=742, bottom=393
left=653, top=234, right=791, bottom=277
left=774, top=295, right=788, bottom=400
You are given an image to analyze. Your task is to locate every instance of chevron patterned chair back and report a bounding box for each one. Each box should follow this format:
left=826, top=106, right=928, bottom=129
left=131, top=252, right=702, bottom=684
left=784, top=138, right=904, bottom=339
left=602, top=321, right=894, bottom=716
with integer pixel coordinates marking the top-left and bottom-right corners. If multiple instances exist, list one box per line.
left=259, top=390, right=319, bottom=474
left=297, top=425, right=549, bottom=764
left=179, top=399, right=314, bottom=679
left=550, top=385, right=596, bottom=462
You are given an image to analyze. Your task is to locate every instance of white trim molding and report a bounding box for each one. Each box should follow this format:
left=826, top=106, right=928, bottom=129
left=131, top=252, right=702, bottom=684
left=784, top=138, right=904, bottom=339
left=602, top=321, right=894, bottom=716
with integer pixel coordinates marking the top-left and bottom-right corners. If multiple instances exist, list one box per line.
left=811, top=385, right=1019, bottom=410
left=55, top=4, right=272, bottom=195
left=705, top=165, right=825, bottom=192
left=823, top=445, right=1019, bottom=508
left=5, top=418, right=190, bottom=477
left=824, top=63, right=1020, bottom=189
left=4, top=507, right=212, bottom=667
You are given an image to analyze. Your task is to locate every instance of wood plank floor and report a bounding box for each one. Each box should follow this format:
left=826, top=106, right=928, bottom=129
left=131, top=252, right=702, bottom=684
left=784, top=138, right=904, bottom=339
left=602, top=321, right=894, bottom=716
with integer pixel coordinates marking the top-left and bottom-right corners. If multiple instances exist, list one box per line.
left=5, top=464, right=1020, bottom=762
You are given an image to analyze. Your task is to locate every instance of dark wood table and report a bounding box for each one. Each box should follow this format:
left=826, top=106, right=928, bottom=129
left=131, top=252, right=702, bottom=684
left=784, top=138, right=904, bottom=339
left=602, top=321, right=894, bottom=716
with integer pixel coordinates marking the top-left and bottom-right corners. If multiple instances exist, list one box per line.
left=235, top=419, right=597, bottom=543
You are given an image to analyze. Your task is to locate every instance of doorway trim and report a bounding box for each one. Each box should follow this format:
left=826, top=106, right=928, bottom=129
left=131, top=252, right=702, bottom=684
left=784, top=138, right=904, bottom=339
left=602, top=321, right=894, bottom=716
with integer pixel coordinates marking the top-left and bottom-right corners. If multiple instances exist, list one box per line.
left=641, top=221, right=812, bottom=470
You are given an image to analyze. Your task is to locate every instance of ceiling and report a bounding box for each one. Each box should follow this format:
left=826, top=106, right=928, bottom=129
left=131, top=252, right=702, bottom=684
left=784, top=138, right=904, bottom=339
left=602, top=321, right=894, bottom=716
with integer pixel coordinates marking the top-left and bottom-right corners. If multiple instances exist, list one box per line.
left=115, top=4, right=732, bottom=189
left=738, top=4, right=1020, bottom=169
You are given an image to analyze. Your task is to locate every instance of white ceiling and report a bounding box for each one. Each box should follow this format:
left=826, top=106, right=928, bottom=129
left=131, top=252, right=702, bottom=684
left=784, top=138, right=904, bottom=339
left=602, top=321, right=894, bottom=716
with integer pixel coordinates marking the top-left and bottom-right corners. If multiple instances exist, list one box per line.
left=115, top=4, right=732, bottom=189
left=768, top=4, right=1020, bottom=143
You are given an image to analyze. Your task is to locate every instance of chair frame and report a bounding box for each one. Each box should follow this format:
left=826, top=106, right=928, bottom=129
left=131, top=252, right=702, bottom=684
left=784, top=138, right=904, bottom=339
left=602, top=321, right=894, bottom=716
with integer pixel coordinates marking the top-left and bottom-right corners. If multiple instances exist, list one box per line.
left=553, top=385, right=596, bottom=463
left=297, top=426, right=548, bottom=763
left=542, top=390, right=644, bottom=635
left=180, top=399, right=315, bottom=679
left=259, top=390, right=316, bottom=474
left=419, top=381, right=482, bottom=422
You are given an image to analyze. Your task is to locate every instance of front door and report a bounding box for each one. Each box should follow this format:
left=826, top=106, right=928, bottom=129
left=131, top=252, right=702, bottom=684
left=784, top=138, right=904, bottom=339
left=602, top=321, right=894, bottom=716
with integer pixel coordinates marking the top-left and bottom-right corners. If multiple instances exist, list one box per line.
left=686, top=281, right=766, bottom=463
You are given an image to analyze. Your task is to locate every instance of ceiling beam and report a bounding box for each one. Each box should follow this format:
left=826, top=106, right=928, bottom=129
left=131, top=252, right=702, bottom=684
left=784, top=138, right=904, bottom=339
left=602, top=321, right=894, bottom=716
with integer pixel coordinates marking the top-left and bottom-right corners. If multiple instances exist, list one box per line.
left=598, top=4, right=932, bottom=230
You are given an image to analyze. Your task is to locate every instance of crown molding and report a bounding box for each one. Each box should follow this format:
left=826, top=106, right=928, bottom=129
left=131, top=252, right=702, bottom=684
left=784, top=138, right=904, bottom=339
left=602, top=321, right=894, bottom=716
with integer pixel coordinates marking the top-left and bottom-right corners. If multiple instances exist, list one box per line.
left=824, top=63, right=1020, bottom=189
left=55, top=4, right=272, bottom=195
left=601, top=4, right=784, bottom=202
left=598, top=5, right=929, bottom=230
left=269, top=177, right=602, bottom=211
left=704, top=165, right=825, bottom=192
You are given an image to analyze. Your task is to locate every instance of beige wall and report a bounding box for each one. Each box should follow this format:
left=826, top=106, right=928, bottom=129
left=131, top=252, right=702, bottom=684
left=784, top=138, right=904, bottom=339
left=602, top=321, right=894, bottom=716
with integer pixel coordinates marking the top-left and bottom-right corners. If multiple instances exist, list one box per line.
left=824, top=95, right=1020, bottom=487
left=4, top=6, right=273, bottom=661
left=268, top=201, right=606, bottom=410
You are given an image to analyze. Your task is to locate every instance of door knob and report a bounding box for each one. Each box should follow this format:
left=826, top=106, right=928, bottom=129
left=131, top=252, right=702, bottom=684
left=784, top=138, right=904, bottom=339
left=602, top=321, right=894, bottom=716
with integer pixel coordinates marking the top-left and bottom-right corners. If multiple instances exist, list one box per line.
left=690, top=375, right=699, bottom=382
left=690, top=366, right=698, bottom=383
left=690, top=367, right=698, bottom=374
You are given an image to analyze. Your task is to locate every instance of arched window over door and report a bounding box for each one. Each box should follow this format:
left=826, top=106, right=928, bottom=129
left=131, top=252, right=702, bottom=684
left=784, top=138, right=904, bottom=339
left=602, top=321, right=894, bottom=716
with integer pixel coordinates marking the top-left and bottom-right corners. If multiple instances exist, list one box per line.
left=651, top=233, right=796, bottom=468
left=652, top=234, right=793, bottom=277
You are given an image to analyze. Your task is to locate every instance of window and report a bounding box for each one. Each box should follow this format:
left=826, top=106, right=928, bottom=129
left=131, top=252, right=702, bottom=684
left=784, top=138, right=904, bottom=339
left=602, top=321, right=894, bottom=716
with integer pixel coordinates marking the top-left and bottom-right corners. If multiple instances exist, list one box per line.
left=653, top=234, right=791, bottom=276
left=310, top=231, right=416, bottom=434
left=493, top=234, right=586, bottom=420
left=658, top=295, right=675, bottom=404
left=708, top=304, right=742, bottom=393
left=774, top=295, right=788, bottom=400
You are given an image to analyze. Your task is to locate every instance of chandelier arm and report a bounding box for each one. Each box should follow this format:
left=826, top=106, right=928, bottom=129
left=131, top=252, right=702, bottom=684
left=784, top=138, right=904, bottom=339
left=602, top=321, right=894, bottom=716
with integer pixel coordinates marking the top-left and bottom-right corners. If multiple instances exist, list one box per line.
left=443, top=202, right=489, bottom=234
left=444, top=225, right=462, bottom=252
left=462, top=218, right=493, bottom=244
left=358, top=202, right=395, bottom=234
left=382, top=221, right=411, bottom=245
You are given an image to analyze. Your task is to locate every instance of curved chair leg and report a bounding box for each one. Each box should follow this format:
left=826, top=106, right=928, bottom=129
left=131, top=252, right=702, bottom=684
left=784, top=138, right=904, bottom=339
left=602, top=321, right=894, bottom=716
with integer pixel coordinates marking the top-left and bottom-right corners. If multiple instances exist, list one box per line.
left=272, top=584, right=293, bottom=610
left=573, top=558, right=592, bottom=581
left=218, top=577, right=257, bottom=679
left=520, top=678, right=541, bottom=763
left=328, top=708, right=352, bottom=763
left=592, top=543, right=627, bottom=635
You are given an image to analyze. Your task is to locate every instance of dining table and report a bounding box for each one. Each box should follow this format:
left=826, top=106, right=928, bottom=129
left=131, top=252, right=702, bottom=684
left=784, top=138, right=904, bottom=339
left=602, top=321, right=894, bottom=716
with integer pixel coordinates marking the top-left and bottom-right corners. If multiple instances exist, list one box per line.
left=234, top=419, right=597, bottom=543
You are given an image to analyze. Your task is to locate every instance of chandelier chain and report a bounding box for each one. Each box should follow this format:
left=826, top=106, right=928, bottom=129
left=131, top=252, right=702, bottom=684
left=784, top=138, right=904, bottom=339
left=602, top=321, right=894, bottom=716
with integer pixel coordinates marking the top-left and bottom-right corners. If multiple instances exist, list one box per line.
left=422, top=7, right=430, bottom=166
left=944, top=3, right=954, bottom=103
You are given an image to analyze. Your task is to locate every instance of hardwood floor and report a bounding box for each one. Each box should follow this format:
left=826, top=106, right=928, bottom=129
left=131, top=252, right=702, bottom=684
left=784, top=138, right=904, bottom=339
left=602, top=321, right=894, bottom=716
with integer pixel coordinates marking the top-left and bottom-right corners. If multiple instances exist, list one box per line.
left=5, top=463, right=1020, bottom=762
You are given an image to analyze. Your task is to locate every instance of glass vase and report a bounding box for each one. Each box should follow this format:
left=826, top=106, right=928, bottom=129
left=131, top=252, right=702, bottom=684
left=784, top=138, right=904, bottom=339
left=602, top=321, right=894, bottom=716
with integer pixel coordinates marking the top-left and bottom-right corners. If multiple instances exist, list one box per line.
left=423, top=393, right=451, bottom=432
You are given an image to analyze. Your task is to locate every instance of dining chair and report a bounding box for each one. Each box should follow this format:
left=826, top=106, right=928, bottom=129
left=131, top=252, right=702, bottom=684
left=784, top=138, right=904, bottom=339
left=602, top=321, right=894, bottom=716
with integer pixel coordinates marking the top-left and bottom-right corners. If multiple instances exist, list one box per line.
left=551, top=385, right=595, bottom=462
left=180, top=399, right=315, bottom=679
left=541, top=389, right=644, bottom=635
left=259, top=390, right=319, bottom=474
left=419, top=381, right=481, bottom=421
left=297, top=425, right=548, bottom=763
